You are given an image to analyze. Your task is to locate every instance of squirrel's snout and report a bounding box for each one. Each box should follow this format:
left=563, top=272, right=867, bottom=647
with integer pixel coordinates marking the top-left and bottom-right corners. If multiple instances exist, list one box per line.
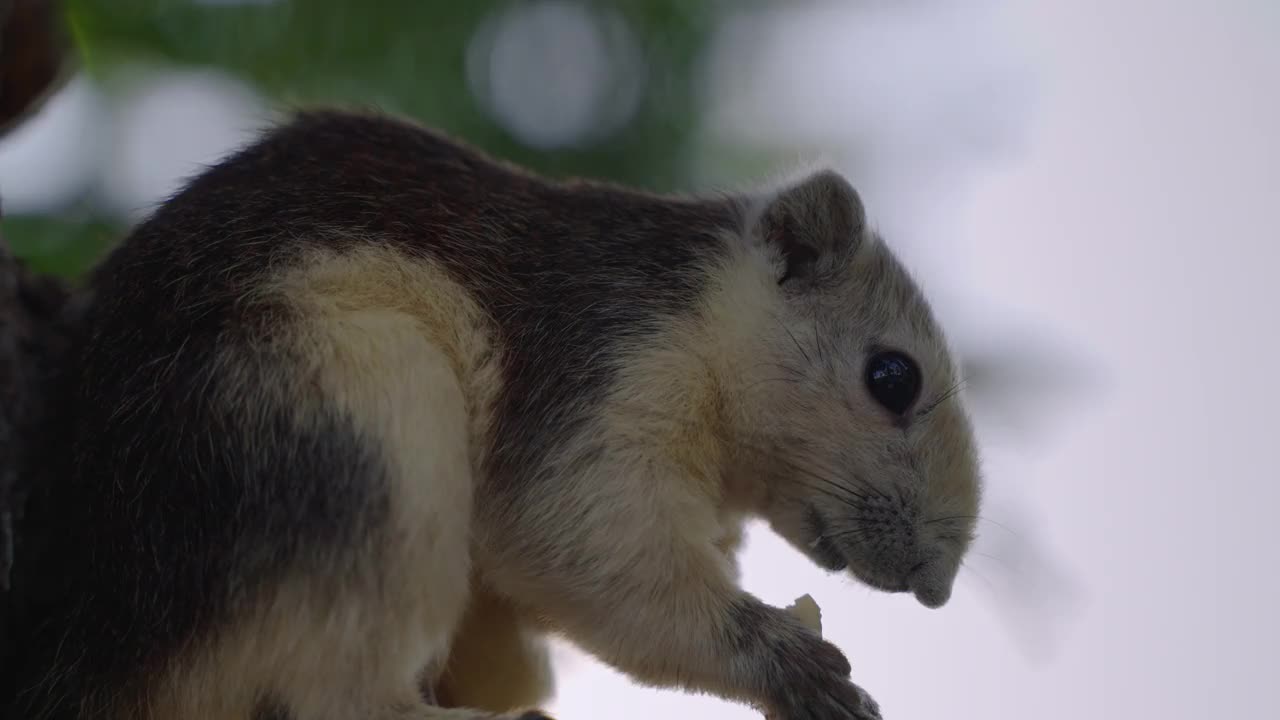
left=907, top=559, right=956, bottom=609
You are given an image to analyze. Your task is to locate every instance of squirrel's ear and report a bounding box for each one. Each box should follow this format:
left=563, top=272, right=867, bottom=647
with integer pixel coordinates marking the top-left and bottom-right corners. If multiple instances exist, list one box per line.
left=753, top=169, right=866, bottom=286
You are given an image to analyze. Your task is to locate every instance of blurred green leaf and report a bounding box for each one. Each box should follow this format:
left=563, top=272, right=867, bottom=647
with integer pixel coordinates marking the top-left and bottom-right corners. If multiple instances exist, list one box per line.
left=10, top=0, right=763, bottom=279
left=62, top=0, right=723, bottom=189
left=2, top=214, right=121, bottom=281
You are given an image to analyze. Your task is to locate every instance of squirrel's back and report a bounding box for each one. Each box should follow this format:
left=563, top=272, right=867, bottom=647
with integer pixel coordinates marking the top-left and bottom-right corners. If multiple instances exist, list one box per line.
left=14, top=109, right=743, bottom=718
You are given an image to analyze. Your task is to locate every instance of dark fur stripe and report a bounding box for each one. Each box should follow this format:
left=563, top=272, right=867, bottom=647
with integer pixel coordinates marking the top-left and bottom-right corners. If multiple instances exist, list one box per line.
left=13, top=108, right=744, bottom=717
left=251, top=695, right=294, bottom=720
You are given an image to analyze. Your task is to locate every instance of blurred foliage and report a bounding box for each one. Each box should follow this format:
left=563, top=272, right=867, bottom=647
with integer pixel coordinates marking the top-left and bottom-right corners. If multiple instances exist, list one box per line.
left=4, top=0, right=778, bottom=279
left=63, top=0, right=723, bottom=187
left=2, top=212, right=120, bottom=280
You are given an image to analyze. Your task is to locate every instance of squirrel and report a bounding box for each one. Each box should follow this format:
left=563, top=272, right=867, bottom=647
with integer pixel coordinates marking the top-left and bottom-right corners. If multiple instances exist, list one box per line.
left=9, top=109, right=982, bottom=720
left=429, top=582, right=554, bottom=714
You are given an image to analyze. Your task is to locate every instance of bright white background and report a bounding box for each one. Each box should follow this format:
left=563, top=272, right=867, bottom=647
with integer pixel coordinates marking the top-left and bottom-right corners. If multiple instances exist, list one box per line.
left=2, top=1, right=1276, bottom=719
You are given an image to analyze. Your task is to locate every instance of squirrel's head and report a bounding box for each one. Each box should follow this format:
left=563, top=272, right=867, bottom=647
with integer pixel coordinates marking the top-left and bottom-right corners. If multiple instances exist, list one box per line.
left=715, top=169, right=983, bottom=609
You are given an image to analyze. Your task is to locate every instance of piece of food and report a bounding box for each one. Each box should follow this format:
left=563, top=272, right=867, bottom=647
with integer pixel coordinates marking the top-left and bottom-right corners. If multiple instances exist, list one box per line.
left=785, top=593, right=822, bottom=635
left=762, top=594, right=824, bottom=719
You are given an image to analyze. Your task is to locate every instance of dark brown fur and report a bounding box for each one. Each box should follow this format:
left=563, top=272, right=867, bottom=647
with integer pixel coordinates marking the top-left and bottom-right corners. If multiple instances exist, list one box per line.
left=9, top=110, right=742, bottom=718
left=9, top=107, right=978, bottom=720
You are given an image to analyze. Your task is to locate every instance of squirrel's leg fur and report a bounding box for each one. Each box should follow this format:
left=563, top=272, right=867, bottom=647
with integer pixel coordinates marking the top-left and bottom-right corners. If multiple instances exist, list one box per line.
left=482, top=456, right=866, bottom=718
left=433, top=584, right=555, bottom=713
left=144, top=303, right=538, bottom=720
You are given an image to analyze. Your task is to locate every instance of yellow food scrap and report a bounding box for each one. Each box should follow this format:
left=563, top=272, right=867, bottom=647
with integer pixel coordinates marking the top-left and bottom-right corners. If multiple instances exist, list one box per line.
left=785, top=593, right=822, bottom=635
left=763, top=595, right=825, bottom=719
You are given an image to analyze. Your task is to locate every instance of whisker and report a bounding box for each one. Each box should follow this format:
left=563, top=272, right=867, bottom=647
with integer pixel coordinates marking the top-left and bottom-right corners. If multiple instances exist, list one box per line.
left=749, top=361, right=806, bottom=379
left=727, top=448, right=896, bottom=504
left=828, top=526, right=877, bottom=541
left=745, top=462, right=892, bottom=510
left=706, top=426, right=893, bottom=504
left=582, top=397, right=897, bottom=507
left=779, top=322, right=813, bottom=367
left=812, top=322, right=833, bottom=370
left=916, top=377, right=967, bottom=419
left=783, top=475, right=867, bottom=513
left=743, top=377, right=805, bottom=392
left=960, top=560, right=997, bottom=592
left=968, top=551, right=1021, bottom=574
left=933, top=532, right=970, bottom=545
left=924, top=515, right=1019, bottom=537
left=772, top=456, right=889, bottom=504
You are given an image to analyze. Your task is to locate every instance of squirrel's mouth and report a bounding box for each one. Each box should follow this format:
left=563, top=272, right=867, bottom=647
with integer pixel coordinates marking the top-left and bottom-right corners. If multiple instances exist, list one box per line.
left=805, top=507, right=916, bottom=594
left=806, top=531, right=849, bottom=572
left=802, top=507, right=848, bottom=572
left=847, top=564, right=911, bottom=594
left=813, top=534, right=911, bottom=594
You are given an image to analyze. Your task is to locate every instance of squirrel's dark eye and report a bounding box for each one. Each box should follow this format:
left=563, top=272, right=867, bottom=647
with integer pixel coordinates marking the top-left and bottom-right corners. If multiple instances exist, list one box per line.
left=864, top=350, right=922, bottom=416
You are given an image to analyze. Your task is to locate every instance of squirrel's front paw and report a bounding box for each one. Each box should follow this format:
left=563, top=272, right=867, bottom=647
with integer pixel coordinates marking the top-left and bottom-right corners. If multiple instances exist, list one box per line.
left=777, top=678, right=882, bottom=720
left=760, top=633, right=882, bottom=720
left=766, top=667, right=882, bottom=720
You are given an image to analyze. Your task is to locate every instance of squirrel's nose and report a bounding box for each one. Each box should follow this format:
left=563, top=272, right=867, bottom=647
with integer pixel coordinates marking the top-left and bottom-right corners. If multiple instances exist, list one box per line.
left=907, top=559, right=954, bottom=609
